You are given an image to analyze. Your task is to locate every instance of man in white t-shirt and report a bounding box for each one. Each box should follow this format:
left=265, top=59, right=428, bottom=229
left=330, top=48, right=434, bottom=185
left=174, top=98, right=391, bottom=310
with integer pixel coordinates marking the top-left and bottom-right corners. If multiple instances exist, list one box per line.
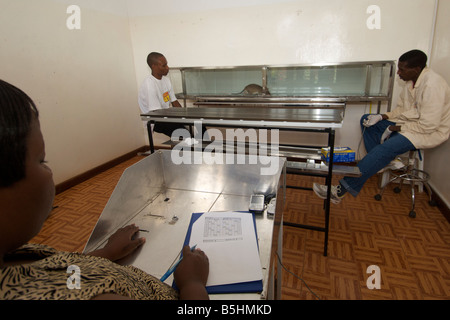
left=138, top=52, right=185, bottom=138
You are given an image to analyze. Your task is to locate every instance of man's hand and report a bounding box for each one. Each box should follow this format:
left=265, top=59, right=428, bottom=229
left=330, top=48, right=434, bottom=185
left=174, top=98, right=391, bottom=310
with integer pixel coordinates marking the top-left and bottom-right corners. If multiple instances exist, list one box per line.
left=380, top=125, right=401, bottom=143
left=363, top=114, right=383, bottom=127
left=172, top=100, right=182, bottom=108
left=380, top=126, right=392, bottom=143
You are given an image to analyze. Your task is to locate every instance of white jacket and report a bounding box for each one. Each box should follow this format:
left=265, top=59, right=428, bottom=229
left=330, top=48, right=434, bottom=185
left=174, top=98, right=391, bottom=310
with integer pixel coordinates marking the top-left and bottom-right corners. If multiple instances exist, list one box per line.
left=386, top=67, right=450, bottom=149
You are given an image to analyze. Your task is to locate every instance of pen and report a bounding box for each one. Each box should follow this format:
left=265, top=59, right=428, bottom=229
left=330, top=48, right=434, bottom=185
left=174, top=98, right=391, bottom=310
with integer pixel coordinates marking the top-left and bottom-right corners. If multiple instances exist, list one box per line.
left=139, top=229, right=149, bottom=232
left=160, top=244, right=197, bottom=282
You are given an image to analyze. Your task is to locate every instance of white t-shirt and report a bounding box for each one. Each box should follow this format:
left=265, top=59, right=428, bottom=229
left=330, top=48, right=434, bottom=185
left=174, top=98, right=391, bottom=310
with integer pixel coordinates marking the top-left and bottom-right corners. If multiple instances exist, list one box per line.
left=138, top=75, right=177, bottom=114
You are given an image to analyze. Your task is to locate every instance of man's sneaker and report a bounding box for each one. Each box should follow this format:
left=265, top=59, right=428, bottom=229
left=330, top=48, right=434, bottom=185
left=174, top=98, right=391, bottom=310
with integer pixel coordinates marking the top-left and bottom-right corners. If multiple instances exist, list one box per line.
left=312, top=183, right=345, bottom=204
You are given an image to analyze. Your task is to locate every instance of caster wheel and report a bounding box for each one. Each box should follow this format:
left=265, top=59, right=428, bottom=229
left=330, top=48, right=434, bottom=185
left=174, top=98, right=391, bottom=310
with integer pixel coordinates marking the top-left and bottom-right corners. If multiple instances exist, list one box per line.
left=394, top=187, right=401, bottom=193
left=409, top=210, right=416, bottom=218
left=374, top=194, right=382, bottom=201
left=429, top=199, right=437, bottom=207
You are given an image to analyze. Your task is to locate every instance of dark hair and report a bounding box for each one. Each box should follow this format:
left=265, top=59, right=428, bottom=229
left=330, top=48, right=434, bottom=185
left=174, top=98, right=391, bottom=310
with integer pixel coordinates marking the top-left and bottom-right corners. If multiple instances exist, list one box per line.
left=399, top=50, right=428, bottom=69
left=146, top=52, right=164, bottom=68
left=0, top=79, right=39, bottom=187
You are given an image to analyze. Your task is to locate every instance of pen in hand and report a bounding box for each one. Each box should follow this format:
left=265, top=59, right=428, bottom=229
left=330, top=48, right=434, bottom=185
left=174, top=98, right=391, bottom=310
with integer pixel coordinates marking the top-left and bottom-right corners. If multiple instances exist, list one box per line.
left=160, top=244, right=197, bottom=282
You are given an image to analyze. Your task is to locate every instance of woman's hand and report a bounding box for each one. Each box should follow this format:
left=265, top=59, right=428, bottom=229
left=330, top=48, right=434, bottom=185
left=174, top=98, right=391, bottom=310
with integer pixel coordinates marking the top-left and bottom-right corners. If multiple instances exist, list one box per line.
left=174, top=246, right=209, bottom=300
left=87, top=224, right=145, bottom=261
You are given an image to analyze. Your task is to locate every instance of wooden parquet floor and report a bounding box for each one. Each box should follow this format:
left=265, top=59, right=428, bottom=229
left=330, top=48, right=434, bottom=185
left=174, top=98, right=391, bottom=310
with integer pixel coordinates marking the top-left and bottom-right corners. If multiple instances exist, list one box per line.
left=30, top=156, right=450, bottom=300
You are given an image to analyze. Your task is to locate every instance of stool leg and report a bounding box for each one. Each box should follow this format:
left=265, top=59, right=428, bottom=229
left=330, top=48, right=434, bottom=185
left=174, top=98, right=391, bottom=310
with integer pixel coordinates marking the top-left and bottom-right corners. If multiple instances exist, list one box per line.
left=409, top=180, right=416, bottom=218
left=378, top=176, right=391, bottom=196
left=393, top=173, right=406, bottom=193
left=423, top=181, right=437, bottom=207
left=423, top=181, right=432, bottom=202
left=398, top=174, right=404, bottom=191
left=375, top=170, right=400, bottom=200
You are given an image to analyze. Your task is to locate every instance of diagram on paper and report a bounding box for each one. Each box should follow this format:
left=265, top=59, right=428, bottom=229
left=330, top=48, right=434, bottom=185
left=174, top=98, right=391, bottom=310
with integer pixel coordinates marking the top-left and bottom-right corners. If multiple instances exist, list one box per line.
left=203, top=217, right=243, bottom=242
left=189, top=211, right=262, bottom=286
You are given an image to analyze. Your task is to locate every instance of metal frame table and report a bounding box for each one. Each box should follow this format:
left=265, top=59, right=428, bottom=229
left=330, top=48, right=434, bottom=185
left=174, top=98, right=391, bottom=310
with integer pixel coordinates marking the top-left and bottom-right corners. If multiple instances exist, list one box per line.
left=141, top=106, right=352, bottom=256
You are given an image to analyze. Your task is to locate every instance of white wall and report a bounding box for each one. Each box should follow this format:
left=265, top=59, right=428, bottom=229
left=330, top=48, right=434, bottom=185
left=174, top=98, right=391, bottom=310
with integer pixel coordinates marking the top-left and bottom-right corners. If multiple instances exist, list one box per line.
left=427, top=0, right=450, bottom=207
left=1, top=0, right=447, bottom=206
left=127, top=0, right=436, bottom=151
left=128, top=0, right=435, bottom=84
left=0, top=0, right=144, bottom=185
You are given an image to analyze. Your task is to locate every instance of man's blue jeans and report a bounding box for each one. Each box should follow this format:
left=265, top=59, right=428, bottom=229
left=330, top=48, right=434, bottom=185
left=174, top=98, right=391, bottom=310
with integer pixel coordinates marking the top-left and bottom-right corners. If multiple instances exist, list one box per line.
left=339, top=114, right=415, bottom=197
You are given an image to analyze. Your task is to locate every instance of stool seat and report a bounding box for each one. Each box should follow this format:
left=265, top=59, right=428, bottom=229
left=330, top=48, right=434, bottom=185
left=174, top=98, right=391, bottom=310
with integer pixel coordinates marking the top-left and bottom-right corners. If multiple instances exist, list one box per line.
left=374, top=150, right=436, bottom=218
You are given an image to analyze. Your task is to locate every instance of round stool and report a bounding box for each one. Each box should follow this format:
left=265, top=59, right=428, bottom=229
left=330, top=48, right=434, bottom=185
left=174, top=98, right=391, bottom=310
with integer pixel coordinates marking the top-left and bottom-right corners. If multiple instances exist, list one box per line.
left=374, top=151, right=436, bottom=218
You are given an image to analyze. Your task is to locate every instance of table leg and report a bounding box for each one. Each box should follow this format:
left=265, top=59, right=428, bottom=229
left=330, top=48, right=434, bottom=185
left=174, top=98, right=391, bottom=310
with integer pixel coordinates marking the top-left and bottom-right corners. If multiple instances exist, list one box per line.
left=147, top=121, right=155, bottom=154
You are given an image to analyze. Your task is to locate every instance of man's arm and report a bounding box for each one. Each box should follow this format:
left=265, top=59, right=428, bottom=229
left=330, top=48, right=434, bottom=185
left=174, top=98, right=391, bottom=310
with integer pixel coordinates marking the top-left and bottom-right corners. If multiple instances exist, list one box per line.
left=381, top=114, right=401, bottom=132
left=172, top=100, right=182, bottom=108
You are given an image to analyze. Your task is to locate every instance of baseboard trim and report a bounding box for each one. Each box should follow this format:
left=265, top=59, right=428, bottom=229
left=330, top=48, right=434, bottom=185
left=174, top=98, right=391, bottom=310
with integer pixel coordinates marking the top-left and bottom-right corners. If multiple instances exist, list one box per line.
left=431, top=188, right=450, bottom=223
left=55, top=146, right=149, bottom=194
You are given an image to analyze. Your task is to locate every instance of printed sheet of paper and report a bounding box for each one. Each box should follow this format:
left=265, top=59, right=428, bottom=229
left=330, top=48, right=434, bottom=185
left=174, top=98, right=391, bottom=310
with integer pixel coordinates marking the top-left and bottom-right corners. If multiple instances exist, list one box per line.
left=188, top=211, right=263, bottom=287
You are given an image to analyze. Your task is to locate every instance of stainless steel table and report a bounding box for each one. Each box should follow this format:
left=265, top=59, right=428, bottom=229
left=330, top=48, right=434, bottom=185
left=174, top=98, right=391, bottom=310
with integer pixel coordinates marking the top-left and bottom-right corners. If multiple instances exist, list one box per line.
left=141, top=106, right=344, bottom=129
left=84, top=150, right=286, bottom=300
left=141, top=106, right=351, bottom=257
left=141, top=106, right=344, bottom=159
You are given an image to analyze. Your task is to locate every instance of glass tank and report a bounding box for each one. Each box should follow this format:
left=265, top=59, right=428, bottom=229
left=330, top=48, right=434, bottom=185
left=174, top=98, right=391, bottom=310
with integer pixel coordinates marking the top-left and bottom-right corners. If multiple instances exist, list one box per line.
left=267, top=64, right=390, bottom=97
left=184, top=67, right=262, bottom=96
left=169, top=61, right=395, bottom=102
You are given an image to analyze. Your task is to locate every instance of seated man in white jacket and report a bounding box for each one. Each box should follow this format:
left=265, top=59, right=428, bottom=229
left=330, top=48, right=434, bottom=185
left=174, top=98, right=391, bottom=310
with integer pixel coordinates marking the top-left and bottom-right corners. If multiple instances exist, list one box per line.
left=313, top=49, right=450, bottom=204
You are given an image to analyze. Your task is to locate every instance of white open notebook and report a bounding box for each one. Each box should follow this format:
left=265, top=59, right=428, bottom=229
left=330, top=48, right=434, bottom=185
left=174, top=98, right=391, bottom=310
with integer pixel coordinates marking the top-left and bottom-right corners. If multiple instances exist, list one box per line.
left=188, top=211, right=263, bottom=287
